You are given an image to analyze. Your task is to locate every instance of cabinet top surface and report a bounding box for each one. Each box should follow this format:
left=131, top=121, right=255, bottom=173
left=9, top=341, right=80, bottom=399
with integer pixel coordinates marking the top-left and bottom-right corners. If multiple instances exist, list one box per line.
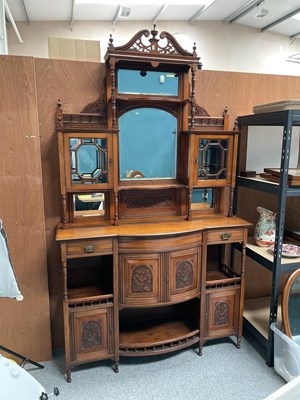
left=56, top=216, right=251, bottom=242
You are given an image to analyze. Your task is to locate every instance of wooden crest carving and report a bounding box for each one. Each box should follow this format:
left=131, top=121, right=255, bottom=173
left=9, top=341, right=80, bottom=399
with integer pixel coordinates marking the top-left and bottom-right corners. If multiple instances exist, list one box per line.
left=82, top=320, right=102, bottom=349
left=81, top=90, right=107, bottom=114
left=189, top=102, right=210, bottom=117
left=109, top=25, right=197, bottom=58
left=131, top=265, right=153, bottom=293
left=176, top=261, right=193, bottom=288
left=214, top=301, right=230, bottom=326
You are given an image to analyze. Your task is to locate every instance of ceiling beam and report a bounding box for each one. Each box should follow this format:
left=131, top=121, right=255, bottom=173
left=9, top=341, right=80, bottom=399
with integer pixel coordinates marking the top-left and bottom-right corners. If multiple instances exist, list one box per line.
left=290, top=31, right=300, bottom=44
left=224, top=0, right=264, bottom=24
left=188, top=0, right=216, bottom=24
left=20, top=0, right=29, bottom=24
left=70, top=0, right=75, bottom=30
left=152, top=4, right=168, bottom=25
left=261, top=7, right=300, bottom=32
left=112, top=5, right=121, bottom=26
left=189, top=5, right=205, bottom=24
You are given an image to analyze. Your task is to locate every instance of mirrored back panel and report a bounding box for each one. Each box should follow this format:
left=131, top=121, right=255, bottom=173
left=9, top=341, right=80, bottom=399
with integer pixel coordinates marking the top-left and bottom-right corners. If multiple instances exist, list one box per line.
left=73, top=192, right=105, bottom=220
left=118, top=69, right=178, bottom=96
left=119, top=108, right=177, bottom=181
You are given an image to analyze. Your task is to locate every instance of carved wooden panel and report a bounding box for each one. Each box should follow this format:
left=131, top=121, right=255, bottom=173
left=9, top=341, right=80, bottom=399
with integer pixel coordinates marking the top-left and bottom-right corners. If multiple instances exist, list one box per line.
left=205, top=289, right=240, bottom=339
left=168, top=247, right=201, bottom=303
left=119, top=253, right=162, bottom=306
left=119, top=189, right=177, bottom=219
left=71, top=306, right=113, bottom=363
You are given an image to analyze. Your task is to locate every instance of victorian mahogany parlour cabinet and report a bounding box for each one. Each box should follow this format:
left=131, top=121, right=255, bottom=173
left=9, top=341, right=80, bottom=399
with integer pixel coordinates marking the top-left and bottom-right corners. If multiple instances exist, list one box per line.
left=55, top=27, right=251, bottom=382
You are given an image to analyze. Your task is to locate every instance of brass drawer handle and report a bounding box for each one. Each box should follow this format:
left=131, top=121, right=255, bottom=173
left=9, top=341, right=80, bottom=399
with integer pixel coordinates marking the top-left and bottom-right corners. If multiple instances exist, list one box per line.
left=220, top=233, right=232, bottom=241
left=83, top=245, right=96, bottom=253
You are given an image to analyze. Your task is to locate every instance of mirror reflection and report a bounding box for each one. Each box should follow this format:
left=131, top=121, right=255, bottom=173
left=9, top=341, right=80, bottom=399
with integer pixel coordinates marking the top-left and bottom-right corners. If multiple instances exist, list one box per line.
left=282, top=269, right=300, bottom=340
left=288, top=276, right=300, bottom=337
left=118, top=69, right=178, bottom=96
left=70, top=138, right=108, bottom=185
left=191, top=188, right=215, bottom=211
left=198, top=139, right=229, bottom=180
left=119, top=108, right=177, bottom=181
left=73, top=193, right=105, bottom=218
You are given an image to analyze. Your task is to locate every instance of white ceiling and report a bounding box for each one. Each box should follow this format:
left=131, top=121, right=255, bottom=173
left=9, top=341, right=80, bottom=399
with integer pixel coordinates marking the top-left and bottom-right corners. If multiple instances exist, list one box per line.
left=4, top=0, right=300, bottom=41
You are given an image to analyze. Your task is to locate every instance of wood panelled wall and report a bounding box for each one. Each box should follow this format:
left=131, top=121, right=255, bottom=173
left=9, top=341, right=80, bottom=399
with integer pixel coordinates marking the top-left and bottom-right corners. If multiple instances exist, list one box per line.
left=0, top=56, right=52, bottom=361
left=1, top=56, right=300, bottom=359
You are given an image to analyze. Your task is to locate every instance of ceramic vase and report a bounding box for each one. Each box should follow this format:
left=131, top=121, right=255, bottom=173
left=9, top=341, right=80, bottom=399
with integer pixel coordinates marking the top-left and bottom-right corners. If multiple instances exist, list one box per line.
left=254, top=206, right=276, bottom=247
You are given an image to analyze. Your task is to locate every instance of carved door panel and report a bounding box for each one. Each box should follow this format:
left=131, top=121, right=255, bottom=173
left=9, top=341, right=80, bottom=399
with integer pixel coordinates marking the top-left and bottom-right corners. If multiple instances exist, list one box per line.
left=168, top=247, right=201, bottom=303
left=205, top=288, right=239, bottom=339
left=70, top=306, right=113, bottom=363
left=119, top=253, right=162, bottom=306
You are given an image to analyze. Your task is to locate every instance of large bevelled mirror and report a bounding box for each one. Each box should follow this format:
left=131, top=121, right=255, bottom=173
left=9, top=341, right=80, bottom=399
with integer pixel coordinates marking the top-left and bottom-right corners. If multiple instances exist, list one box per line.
left=119, top=108, right=177, bottom=181
left=282, top=268, right=300, bottom=339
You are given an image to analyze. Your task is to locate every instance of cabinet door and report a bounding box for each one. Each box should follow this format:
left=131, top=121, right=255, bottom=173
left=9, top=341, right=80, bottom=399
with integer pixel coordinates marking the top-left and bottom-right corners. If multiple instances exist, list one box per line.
left=119, top=253, right=162, bottom=306
left=168, top=247, right=200, bottom=303
left=70, top=306, right=113, bottom=363
left=63, top=133, right=113, bottom=190
left=205, top=288, right=240, bottom=339
left=193, top=134, right=234, bottom=187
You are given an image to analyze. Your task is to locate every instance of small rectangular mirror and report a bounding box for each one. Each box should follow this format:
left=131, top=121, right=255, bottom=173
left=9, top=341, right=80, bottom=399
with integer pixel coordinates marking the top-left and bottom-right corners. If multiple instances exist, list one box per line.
left=73, top=193, right=105, bottom=219
left=191, top=188, right=215, bottom=211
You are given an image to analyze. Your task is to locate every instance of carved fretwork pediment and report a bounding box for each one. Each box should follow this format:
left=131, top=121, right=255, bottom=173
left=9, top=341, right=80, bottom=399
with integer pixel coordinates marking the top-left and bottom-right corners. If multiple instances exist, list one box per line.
left=108, top=25, right=198, bottom=58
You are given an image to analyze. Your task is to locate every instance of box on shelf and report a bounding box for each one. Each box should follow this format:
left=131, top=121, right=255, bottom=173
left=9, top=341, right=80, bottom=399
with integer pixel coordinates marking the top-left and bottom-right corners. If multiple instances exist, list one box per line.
left=271, top=322, right=300, bottom=382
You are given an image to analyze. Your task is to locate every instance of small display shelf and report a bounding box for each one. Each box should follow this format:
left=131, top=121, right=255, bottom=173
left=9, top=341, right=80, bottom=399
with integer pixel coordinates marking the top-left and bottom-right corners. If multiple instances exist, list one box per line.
left=67, top=285, right=113, bottom=303
left=119, top=320, right=199, bottom=355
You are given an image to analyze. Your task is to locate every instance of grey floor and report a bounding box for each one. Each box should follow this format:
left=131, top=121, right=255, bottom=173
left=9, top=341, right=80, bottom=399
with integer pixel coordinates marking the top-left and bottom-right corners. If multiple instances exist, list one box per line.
left=26, top=330, right=285, bottom=400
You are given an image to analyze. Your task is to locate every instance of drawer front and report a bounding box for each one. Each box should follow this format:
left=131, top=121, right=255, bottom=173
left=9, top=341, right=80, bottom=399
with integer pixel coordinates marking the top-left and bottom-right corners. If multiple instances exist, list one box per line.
left=66, top=238, right=113, bottom=257
left=206, top=228, right=244, bottom=244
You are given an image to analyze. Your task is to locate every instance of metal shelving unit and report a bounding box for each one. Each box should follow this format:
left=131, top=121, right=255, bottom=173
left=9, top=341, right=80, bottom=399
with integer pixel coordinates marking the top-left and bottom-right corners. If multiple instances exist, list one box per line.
left=235, top=109, right=300, bottom=366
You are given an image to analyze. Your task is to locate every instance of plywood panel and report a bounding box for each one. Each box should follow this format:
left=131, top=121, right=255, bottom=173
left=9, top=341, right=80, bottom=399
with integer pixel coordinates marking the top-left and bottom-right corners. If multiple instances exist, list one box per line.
left=34, top=58, right=104, bottom=349
left=48, top=37, right=101, bottom=62
left=196, top=70, right=300, bottom=129
left=0, top=56, right=52, bottom=361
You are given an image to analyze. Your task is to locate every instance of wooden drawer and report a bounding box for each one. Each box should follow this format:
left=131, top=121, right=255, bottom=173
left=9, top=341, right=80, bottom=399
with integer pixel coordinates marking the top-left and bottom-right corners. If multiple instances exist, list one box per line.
left=206, top=228, right=244, bottom=244
left=66, top=238, right=113, bottom=257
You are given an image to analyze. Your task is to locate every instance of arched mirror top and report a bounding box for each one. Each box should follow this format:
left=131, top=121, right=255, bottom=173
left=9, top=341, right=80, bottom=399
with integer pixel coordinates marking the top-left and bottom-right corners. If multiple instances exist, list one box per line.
left=282, top=268, right=300, bottom=339
left=119, top=107, right=177, bottom=181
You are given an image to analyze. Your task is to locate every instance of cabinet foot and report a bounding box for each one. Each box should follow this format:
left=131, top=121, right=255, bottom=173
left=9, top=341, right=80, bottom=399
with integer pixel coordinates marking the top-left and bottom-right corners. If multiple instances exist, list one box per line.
left=236, top=337, right=241, bottom=349
left=66, top=371, right=72, bottom=383
left=114, top=361, right=119, bottom=373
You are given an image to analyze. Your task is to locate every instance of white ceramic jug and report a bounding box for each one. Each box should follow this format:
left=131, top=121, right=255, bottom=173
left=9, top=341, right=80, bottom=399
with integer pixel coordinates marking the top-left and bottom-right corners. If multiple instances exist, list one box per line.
left=254, top=206, right=276, bottom=247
